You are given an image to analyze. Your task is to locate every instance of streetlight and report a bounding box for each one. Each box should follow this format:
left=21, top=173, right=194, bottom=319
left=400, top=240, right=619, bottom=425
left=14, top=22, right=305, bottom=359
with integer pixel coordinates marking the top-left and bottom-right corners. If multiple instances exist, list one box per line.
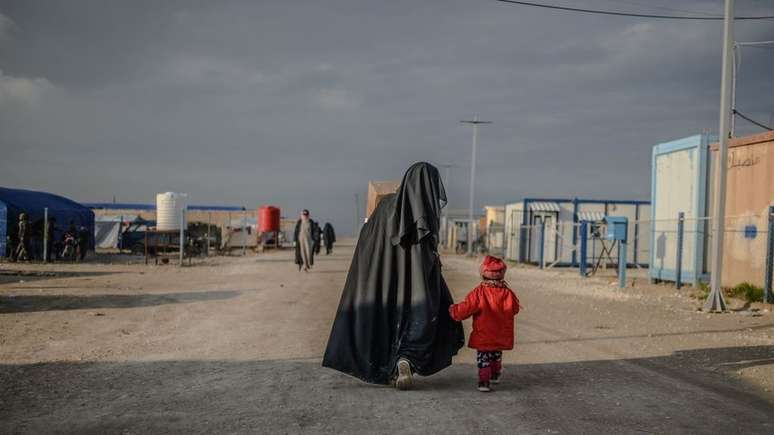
left=460, top=116, right=492, bottom=256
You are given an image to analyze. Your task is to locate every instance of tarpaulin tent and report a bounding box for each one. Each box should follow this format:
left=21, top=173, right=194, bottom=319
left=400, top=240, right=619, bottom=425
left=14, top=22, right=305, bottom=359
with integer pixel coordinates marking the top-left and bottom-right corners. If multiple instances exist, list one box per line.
left=94, top=215, right=139, bottom=249
left=0, top=187, right=95, bottom=258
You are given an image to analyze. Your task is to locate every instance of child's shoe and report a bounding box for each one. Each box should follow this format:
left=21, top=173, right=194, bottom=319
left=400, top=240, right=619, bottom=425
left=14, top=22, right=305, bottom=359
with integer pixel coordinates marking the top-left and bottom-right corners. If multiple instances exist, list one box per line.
left=490, top=359, right=503, bottom=384
left=478, top=366, right=492, bottom=392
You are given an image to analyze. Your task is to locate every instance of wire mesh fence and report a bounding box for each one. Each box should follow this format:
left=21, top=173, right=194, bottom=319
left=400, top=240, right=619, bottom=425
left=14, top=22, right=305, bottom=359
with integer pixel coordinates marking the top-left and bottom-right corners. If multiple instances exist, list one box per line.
left=488, top=208, right=774, bottom=302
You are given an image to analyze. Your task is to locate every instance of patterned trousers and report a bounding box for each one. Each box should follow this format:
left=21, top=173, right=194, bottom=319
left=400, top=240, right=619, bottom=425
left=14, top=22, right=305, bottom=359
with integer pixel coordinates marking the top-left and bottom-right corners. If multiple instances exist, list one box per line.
left=476, top=351, right=502, bottom=368
left=476, top=351, right=503, bottom=383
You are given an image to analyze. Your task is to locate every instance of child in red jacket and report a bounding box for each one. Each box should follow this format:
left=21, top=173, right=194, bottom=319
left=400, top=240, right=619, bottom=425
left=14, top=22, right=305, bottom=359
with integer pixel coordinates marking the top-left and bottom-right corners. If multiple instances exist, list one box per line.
left=449, top=255, right=520, bottom=392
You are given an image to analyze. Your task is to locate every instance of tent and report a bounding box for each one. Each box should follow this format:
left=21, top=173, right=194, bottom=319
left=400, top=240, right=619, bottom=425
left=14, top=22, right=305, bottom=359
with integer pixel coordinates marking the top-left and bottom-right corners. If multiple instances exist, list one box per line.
left=0, top=187, right=95, bottom=258
left=94, top=215, right=139, bottom=249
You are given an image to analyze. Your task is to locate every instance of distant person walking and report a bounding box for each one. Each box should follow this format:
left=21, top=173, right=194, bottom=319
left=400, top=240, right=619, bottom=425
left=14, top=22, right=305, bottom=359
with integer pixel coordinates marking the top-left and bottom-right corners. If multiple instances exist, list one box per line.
left=323, top=222, right=336, bottom=255
left=294, top=209, right=315, bottom=271
left=13, top=213, right=30, bottom=261
left=78, top=226, right=89, bottom=261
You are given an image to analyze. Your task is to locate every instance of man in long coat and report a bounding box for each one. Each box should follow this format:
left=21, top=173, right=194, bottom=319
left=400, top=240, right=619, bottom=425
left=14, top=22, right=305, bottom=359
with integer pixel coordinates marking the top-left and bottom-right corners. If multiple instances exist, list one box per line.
left=293, top=210, right=315, bottom=271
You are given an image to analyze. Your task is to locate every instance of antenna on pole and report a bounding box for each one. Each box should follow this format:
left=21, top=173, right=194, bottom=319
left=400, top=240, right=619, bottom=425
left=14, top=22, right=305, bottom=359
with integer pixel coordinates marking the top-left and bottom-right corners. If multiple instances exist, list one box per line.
left=460, top=116, right=492, bottom=256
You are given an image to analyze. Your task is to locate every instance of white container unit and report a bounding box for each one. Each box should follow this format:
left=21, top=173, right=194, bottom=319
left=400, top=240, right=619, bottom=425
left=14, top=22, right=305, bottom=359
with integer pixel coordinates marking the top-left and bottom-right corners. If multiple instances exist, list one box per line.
left=504, top=202, right=525, bottom=261
left=650, top=134, right=711, bottom=284
left=156, top=192, right=188, bottom=231
left=505, top=198, right=650, bottom=266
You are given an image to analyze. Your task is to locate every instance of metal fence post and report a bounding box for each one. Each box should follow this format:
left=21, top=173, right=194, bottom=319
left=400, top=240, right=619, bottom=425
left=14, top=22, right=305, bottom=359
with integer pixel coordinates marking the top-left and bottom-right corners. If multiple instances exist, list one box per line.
left=579, top=221, right=588, bottom=277
left=539, top=219, right=546, bottom=269
left=765, top=206, right=774, bottom=304
left=43, top=207, right=49, bottom=263
left=676, top=212, right=685, bottom=290
left=179, top=208, right=185, bottom=266
left=241, top=211, right=247, bottom=256
left=619, top=231, right=627, bottom=289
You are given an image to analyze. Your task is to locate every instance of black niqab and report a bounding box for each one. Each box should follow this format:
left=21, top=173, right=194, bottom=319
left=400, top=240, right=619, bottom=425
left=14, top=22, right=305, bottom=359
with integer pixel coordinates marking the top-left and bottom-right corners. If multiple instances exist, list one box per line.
left=322, top=162, right=464, bottom=384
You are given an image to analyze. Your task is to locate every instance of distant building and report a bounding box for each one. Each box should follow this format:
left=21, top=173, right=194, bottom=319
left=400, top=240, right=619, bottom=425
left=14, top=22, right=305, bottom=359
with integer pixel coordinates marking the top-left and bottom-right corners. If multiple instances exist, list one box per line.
left=505, top=198, right=650, bottom=267
left=366, top=181, right=400, bottom=220
left=483, top=205, right=505, bottom=256
left=710, top=131, right=774, bottom=288
left=650, top=130, right=774, bottom=288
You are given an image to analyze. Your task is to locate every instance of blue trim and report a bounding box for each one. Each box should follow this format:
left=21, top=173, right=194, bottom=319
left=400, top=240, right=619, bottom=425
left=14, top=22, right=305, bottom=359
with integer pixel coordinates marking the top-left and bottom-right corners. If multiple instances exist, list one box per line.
left=653, top=134, right=704, bottom=155
left=633, top=204, right=640, bottom=265
left=694, top=134, right=709, bottom=280
left=85, top=203, right=246, bottom=212
left=571, top=198, right=579, bottom=267
left=84, top=203, right=156, bottom=210
left=515, top=197, right=650, bottom=206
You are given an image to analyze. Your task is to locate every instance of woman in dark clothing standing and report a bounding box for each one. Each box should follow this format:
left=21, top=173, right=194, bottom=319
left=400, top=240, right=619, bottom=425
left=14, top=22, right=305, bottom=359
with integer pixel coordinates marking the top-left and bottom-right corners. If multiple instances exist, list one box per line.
left=322, top=223, right=336, bottom=255
left=322, top=162, right=464, bottom=390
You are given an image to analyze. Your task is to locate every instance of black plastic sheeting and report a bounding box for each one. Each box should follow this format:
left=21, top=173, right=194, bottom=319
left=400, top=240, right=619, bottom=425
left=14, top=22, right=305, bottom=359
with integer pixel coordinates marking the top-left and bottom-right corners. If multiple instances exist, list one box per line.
left=0, top=187, right=95, bottom=257
left=323, top=162, right=464, bottom=384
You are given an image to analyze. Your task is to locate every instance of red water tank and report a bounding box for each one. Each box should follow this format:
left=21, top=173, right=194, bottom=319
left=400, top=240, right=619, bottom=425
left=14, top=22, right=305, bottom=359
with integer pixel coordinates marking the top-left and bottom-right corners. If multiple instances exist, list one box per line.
left=258, top=206, right=281, bottom=233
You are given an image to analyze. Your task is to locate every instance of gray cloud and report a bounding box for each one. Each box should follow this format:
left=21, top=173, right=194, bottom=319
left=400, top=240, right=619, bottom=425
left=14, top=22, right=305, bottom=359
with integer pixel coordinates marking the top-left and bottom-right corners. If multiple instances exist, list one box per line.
left=1, top=0, right=773, bottom=233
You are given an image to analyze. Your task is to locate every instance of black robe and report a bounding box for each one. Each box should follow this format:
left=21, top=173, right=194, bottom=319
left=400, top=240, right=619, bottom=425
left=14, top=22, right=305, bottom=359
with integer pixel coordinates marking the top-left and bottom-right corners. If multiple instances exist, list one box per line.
left=323, top=223, right=336, bottom=249
left=322, top=162, right=464, bottom=384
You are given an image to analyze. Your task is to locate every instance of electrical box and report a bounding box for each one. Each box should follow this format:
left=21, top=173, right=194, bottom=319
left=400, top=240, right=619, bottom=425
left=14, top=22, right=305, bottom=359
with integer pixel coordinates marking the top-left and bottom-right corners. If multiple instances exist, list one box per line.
left=604, top=216, right=628, bottom=242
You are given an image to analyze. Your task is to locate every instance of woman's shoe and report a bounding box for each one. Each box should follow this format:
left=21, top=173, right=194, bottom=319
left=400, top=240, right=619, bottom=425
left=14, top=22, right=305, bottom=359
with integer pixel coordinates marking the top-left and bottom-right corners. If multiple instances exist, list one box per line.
left=395, top=359, right=413, bottom=390
left=477, top=381, right=491, bottom=392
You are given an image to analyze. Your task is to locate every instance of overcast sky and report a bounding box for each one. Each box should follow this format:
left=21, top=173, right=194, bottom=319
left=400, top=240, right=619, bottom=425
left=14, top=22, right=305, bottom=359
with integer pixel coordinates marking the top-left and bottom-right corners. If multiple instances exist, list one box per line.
left=1, top=0, right=773, bottom=234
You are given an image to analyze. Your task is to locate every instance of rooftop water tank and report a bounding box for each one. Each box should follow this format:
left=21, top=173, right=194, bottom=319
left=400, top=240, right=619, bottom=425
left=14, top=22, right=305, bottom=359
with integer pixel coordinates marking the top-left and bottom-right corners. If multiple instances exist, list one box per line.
left=156, top=192, right=188, bottom=231
left=259, top=206, right=281, bottom=233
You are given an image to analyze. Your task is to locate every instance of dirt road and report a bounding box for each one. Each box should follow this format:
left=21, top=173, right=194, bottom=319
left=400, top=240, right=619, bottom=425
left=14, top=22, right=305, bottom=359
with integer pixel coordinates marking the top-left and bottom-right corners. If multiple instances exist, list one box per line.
left=1, top=242, right=773, bottom=434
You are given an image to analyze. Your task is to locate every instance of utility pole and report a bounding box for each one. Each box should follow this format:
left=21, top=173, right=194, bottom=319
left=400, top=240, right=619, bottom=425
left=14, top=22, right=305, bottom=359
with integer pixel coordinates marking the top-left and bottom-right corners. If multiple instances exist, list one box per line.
left=706, top=0, right=734, bottom=313
left=460, top=116, right=492, bottom=256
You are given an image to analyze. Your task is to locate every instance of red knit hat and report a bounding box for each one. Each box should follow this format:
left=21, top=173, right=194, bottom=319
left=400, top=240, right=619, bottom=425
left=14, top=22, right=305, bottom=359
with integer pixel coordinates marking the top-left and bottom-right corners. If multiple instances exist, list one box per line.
left=480, top=255, right=507, bottom=280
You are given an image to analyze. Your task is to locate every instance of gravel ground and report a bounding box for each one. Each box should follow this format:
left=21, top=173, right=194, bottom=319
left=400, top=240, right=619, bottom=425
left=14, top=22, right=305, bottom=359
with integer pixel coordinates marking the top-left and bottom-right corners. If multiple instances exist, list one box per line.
left=1, top=241, right=772, bottom=434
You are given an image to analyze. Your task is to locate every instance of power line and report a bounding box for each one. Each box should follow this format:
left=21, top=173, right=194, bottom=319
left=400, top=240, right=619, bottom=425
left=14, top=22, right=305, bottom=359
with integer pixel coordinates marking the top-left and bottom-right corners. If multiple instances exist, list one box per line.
left=495, top=0, right=774, bottom=20
left=734, top=109, right=774, bottom=131
left=595, top=0, right=719, bottom=17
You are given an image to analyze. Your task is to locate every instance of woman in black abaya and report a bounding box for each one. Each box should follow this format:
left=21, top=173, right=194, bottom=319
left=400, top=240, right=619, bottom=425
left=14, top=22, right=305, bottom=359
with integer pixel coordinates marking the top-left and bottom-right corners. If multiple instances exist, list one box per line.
left=322, top=162, right=464, bottom=389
